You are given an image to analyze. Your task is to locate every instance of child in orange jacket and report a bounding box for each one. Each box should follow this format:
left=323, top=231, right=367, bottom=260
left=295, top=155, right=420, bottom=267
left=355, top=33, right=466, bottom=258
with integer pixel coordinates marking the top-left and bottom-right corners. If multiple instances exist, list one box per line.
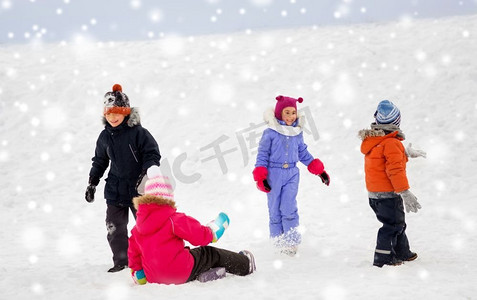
left=359, top=100, right=426, bottom=267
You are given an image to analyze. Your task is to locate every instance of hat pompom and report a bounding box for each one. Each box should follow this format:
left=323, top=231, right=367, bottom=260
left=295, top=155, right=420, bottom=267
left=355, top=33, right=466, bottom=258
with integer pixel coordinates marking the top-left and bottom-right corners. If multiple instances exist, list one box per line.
left=276, top=95, right=284, bottom=101
left=112, top=84, right=122, bottom=92
left=297, top=97, right=303, bottom=103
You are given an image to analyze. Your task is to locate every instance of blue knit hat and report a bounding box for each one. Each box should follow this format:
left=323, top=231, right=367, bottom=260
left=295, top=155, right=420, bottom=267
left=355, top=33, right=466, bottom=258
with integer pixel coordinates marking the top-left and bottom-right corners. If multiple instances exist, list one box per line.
left=374, top=100, right=401, bottom=126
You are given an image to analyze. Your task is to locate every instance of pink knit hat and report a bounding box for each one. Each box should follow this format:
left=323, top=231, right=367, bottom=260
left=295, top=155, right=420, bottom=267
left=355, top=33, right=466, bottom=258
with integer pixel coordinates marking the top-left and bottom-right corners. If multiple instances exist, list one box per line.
left=274, top=95, right=303, bottom=120
left=144, top=166, right=174, bottom=201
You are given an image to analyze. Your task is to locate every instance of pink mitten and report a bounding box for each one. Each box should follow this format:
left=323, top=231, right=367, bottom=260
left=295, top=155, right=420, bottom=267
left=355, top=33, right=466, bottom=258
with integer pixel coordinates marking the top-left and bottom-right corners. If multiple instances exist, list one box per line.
left=307, top=159, right=324, bottom=175
left=308, top=159, right=330, bottom=186
left=253, top=167, right=271, bottom=193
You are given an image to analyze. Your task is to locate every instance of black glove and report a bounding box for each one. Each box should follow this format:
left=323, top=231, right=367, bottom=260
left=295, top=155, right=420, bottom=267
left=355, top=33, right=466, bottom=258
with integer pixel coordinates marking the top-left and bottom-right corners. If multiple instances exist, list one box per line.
left=85, top=185, right=96, bottom=203
left=85, top=176, right=100, bottom=203
left=263, top=179, right=271, bottom=191
left=318, top=171, right=330, bottom=186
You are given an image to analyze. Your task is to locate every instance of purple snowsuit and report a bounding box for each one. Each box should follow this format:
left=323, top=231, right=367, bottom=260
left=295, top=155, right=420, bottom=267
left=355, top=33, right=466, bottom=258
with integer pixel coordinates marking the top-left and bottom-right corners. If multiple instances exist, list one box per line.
left=255, top=111, right=314, bottom=247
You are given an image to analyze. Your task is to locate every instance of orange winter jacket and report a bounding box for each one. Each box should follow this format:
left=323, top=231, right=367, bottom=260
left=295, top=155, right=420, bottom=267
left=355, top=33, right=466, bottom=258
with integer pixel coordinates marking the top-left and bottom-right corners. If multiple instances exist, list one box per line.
left=360, top=130, right=409, bottom=193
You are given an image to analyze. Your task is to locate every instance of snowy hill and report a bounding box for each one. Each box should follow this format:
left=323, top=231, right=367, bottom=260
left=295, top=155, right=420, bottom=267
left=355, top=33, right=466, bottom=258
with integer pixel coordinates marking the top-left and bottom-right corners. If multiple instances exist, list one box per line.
left=1, top=14, right=477, bottom=300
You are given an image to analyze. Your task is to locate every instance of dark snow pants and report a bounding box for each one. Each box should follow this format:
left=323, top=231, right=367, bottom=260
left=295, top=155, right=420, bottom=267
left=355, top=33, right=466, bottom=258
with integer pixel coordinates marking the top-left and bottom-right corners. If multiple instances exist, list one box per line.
left=186, top=246, right=250, bottom=282
left=106, top=204, right=137, bottom=267
left=369, top=196, right=413, bottom=265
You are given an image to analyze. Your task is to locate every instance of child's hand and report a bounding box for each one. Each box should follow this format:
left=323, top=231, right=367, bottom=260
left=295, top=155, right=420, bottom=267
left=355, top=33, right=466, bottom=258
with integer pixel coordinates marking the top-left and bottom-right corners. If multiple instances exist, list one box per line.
left=399, top=190, right=422, bottom=213
left=85, top=176, right=99, bottom=203
left=85, top=185, right=96, bottom=203
left=131, top=269, right=147, bottom=285
left=307, top=159, right=324, bottom=175
left=207, top=212, right=230, bottom=243
left=307, top=159, right=330, bottom=185
left=318, top=171, right=330, bottom=186
left=256, top=180, right=271, bottom=193
left=406, top=143, right=427, bottom=158
left=253, top=166, right=271, bottom=193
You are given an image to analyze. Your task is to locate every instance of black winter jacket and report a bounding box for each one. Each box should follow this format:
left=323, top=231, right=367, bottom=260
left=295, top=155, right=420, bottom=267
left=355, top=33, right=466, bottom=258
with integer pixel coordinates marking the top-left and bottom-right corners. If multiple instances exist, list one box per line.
left=89, top=108, right=161, bottom=206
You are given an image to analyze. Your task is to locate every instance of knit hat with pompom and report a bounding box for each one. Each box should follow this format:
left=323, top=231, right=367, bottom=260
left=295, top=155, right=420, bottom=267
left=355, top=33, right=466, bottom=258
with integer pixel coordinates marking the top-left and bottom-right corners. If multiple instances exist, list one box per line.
left=274, top=95, right=303, bottom=120
left=103, top=84, right=131, bottom=115
left=144, top=166, right=174, bottom=201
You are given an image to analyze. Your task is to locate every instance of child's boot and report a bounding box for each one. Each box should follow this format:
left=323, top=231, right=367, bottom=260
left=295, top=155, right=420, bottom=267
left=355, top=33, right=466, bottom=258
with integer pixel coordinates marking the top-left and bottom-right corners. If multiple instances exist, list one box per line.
left=239, top=250, right=256, bottom=274
left=396, top=250, right=418, bottom=262
left=401, top=252, right=418, bottom=261
left=280, top=246, right=298, bottom=257
left=197, top=267, right=226, bottom=282
left=373, top=250, right=405, bottom=268
left=373, top=256, right=403, bottom=268
left=108, top=264, right=127, bottom=273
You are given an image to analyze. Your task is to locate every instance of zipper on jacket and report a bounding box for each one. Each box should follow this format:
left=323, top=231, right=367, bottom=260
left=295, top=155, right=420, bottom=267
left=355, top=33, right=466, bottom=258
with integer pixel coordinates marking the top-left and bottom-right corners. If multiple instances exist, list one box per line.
left=129, top=144, right=139, bottom=163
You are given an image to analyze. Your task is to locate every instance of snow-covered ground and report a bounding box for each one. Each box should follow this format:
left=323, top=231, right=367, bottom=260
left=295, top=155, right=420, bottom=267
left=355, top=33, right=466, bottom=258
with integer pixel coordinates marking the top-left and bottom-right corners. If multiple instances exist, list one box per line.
left=1, top=14, right=476, bottom=300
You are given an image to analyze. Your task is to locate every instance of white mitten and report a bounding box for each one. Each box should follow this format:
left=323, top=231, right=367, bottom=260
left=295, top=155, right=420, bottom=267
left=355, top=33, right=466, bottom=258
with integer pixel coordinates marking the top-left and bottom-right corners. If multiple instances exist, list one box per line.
left=406, top=143, right=427, bottom=158
left=399, top=190, right=422, bottom=213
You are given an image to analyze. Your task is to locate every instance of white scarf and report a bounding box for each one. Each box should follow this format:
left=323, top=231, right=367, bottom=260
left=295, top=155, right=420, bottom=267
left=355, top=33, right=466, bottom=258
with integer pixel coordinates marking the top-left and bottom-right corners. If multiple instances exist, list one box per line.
left=263, top=108, right=305, bottom=137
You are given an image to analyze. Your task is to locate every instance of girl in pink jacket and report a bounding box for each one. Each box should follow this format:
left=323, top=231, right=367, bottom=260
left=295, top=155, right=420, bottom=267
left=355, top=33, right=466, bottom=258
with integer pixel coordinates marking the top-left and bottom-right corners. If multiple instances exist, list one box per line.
left=128, top=166, right=256, bottom=285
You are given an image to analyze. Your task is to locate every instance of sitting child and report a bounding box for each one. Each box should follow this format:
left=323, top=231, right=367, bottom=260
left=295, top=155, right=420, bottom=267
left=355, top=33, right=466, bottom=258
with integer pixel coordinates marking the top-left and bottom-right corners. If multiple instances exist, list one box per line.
left=128, top=166, right=256, bottom=285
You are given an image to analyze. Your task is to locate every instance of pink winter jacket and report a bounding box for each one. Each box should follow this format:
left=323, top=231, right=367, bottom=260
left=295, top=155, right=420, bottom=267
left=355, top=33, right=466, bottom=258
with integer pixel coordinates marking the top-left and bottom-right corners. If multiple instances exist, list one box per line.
left=128, top=195, right=214, bottom=284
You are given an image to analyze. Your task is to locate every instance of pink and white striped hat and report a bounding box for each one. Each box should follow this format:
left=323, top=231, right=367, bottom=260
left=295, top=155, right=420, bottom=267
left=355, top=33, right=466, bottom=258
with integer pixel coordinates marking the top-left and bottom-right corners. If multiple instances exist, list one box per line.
left=144, top=166, right=174, bottom=201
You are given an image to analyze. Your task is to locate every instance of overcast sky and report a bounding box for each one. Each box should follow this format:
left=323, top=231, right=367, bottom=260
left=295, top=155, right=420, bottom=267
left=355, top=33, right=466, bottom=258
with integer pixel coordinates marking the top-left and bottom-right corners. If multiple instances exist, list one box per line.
left=1, top=0, right=476, bottom=45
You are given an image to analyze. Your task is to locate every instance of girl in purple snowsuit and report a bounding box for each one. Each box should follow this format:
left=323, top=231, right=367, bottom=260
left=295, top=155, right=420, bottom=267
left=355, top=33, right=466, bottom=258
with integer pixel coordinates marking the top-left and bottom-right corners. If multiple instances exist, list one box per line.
left=253, top=96, right=330, bottom=256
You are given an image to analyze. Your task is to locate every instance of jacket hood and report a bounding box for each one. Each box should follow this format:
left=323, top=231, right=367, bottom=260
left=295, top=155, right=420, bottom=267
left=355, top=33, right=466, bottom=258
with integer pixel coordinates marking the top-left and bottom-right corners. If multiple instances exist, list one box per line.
left=133, top=194, right=176, bottom=209
left=132, top=194, right=177, bottom=235
left=359, top=128, right=404, bottom=155
left=358, top=127, right=387, bottom=141
left=102, top=107, right=141, bottom=127
left=359, top=123, right=405, bottom=140
left=263, top=107, right=305, bottom=136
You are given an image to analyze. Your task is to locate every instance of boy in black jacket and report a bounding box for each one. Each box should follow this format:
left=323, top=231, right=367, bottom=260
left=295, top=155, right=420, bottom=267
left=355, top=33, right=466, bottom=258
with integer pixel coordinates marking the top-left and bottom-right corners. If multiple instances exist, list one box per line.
left=85, top=84, right=161, bottom=272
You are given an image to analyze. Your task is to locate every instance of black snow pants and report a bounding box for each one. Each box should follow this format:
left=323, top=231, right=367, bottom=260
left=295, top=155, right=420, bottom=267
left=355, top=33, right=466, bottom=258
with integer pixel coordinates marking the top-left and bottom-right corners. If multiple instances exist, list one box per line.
left=186, top=246, right=250, bottom=282
left=369, top=196, right=413, bottom=266
left=106, top=204, right=137, bottom=267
